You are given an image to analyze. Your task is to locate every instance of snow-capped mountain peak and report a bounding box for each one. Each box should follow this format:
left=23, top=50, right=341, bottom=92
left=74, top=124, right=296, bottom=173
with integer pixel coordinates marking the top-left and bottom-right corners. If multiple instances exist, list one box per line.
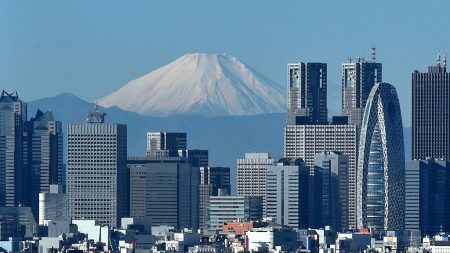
left=98, top=53, right=286, bottom=116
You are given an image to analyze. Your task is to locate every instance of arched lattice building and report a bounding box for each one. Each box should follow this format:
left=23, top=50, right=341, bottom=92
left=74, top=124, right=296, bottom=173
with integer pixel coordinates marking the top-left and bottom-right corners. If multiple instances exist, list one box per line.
left=357, top=82, right=405, bottom=230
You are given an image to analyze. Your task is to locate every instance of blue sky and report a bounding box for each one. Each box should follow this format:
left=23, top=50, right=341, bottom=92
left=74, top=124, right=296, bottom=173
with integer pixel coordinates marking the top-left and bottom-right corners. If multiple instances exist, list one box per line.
left=1, top=1, right=450, bottom=126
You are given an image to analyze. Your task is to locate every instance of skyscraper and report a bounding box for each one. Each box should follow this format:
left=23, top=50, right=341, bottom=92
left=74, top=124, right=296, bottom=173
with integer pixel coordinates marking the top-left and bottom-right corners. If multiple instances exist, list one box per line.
left=199, top=167, right=230, bottom=229
left=357, top=82, right=405, bottom=231
left=314, top=151, right=349, bottom=231
left=67, top=106, right=128, bottom=227
left=284, top=122, right=357, bottom=228
left=412, top=56, right=450, bottom=160
left=405, top=159, right=450, bottom=235
left=27, top=110, right=64, bottom=220
left=146, top=132, right=187, bottom=158
left=128, top=157, right=199, bottom=230
left=266, top=158, right=309, bottom=229
left=287, top=62, right=327, bottom=125
left=0, top=91, right=27, bottom=208
left=179, top=149, right=209, bottom=167
left=342, top=53, right=382, bottom=128
left=237, top=153, right=274, bottom=216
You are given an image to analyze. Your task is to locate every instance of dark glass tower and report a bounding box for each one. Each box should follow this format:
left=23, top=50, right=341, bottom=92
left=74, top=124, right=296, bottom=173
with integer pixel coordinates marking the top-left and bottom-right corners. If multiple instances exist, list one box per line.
left=412, top=56, right=450, bottom=160
left=27, top=110, right=64, bottom=220
left=0, top=91, right=27, bottom=208
left=128, top=157, right=199, bottom=230
left=198, top=167, right=230, bottom=229
left=287, top=62, right=327, bottom=125
left=314, top=151, right=349, bottom=231
left=405, top=159, right=450, bottom=235
left=342, top=56, right=382, bottom=129
left=146, top=132, right=187, bottom=157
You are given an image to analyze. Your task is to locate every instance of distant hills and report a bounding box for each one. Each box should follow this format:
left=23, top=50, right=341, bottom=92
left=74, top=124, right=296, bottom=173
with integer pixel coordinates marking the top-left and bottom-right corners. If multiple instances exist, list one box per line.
left=28, top=92, right=412, bottom=193
left=28, top=93, right=286, bottom=190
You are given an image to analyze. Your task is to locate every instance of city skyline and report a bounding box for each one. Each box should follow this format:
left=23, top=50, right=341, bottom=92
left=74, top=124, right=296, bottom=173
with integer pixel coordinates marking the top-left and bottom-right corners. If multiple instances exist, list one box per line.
left=1, top=2, right=450, bottom=252
left=2, top=1, right=450, bottom=127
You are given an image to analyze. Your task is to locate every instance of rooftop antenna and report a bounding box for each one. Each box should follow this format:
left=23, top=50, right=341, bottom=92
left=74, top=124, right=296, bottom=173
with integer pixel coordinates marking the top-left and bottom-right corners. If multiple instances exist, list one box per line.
left=444, top=53, right=447, bottom=68
left=437, top=53, right=441, bottom=66
left=371, top=47, right=376, bottom=63
left=348, top=58, right=352, bottom=63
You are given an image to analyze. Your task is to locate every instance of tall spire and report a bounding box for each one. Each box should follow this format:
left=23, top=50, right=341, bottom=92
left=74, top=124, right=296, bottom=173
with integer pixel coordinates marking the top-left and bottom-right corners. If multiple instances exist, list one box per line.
left=437, top=53, right=441, bottom=66
left=444, top=53, right=447, bottom=68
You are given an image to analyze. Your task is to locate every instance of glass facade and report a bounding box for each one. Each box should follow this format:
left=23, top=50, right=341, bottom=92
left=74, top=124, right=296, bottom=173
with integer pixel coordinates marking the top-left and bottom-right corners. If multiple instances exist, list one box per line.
left=357, top=82, right=405, bottom=231
left=366, top=124, right=384, bottom=229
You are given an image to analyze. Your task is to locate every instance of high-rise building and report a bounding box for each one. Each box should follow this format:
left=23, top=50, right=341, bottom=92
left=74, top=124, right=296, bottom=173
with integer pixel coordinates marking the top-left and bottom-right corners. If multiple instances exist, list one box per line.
left=287, top=62, right=327, bottom=125
left=237, top=153, right=274, bottom=216
left=284, top=122, right=357, bottom=228
left=266, top=158, right=309, bottom=229
left=205, top=195, right=262, bottom=234
left=146, top=132, right=187, bottom=158
left=405, top=159, right=450, bottom=235
left=199, top=167, right=230, bottom=229
left=67, top=106, right=128, bottom=227
left=128, top=157, right=199, bottom=230
left=405, top=160, right=423, bottom=234
left=314, top=151, right=349, bottom=231
left=27, top=110, right=64, bottom=220
left=412, top=57, right=450, bottom=160
left=179, top=149, right=209, bottom=167
left=357, top=82, right=405, bottom=231
left=342, top=54, right=382, bottom=129
left=0, top=91, right=27, bottom=208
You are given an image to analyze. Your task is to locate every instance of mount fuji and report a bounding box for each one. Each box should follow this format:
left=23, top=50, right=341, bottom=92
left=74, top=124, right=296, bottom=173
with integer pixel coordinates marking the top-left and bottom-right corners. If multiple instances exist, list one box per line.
left=98, top=53, right=286, bottom=116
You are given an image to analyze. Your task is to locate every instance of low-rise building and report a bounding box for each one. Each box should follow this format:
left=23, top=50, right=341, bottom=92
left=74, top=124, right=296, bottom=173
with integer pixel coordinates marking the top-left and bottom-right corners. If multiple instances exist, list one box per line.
left=222, top=222, right=254, bottom=235
left=245, top=223, right=299, bottom=252
left=335, top=232, right=371, bottom=252
left=38, top=185, right=67, bottom=225
left=205, top=196, right=262, bottom=235
left=72, top=220, right=110, bottom=252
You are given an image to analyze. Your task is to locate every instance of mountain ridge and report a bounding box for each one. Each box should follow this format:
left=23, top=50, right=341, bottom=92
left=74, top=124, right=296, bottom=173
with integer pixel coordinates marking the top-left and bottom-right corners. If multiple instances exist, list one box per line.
left=28, top=92, right=287, bottom=192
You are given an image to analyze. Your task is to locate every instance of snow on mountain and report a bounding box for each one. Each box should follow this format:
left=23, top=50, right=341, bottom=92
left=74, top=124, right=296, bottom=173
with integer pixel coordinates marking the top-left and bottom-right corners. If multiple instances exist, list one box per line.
left=98, top=53, right=286, bottom=116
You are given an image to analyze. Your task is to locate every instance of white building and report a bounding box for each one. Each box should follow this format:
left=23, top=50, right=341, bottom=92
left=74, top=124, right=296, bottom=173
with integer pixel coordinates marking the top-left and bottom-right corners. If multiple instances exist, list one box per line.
left=39, top=237, right=62, bottom=253
left=246, top=225, right=298, bottom=252
left=72, top=219, right=110, bottom=252
left=266, top=158, right=309, bottom=229
left=67, top=107, right=127, bottom=228
left=165, top=230, right=200, bottom=252
left=237, top=153, right=274, bottom=215
left=38, top=184, right=67, bottom=225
